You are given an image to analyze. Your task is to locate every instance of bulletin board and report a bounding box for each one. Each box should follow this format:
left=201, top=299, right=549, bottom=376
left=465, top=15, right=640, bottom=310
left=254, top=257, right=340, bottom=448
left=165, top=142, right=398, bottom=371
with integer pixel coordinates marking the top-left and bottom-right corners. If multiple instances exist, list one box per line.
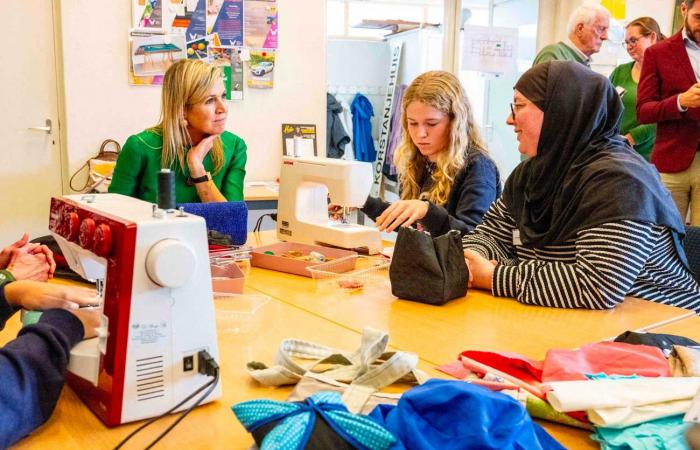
left=129, top=0, right=278, bottom=96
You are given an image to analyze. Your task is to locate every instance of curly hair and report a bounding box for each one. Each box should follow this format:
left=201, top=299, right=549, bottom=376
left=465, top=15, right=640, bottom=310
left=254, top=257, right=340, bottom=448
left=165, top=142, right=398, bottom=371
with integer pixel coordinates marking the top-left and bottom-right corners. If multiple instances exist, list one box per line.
left=394, top=70, right=488, bottom=205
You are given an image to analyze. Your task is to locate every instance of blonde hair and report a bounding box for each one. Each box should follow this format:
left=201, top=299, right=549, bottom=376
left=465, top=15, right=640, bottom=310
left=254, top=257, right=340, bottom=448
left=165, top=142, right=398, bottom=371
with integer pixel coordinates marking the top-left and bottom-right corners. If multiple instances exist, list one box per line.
left=151, top=59, right=224, bottom=173
left=395, top=70, right=488, bottom=205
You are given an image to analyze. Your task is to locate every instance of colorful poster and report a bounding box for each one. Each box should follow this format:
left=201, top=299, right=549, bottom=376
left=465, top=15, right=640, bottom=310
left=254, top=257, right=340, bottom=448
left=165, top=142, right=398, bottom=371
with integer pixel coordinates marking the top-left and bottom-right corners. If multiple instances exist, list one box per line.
left=210, top=0, right=243, bottom=46
left=247, top=49, right=275, bottom=89
left=132, top=0, right=162, bottom=28
left=210, top=47, right=243, bottom=100
left=244, top=1, right=278, bottom=49
left=186, top=36, right=209, bottom=60
left=231, top=48, right=244, bottom=100
left=128, top=40, right=165, bottom=86
left=132, top=32, right=186, bottom=76
left=282, top=124, right=317, bottom=157
left=185, top=0, right=207, bottom=41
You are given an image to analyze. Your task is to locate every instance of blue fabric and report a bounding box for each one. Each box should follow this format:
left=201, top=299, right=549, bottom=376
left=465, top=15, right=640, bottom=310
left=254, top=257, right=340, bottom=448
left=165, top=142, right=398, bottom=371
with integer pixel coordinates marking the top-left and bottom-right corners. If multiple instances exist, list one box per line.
left=351, top=94, right=377, bottom=162
left=592, top=414, right=691, bottom=450
left=232, top=391, right=396, bottom=450
left=178, top=201, right=248, bottom=245
left=369, top=379, right=565, bottom=450
left=0, top=290, right=85, bottom=448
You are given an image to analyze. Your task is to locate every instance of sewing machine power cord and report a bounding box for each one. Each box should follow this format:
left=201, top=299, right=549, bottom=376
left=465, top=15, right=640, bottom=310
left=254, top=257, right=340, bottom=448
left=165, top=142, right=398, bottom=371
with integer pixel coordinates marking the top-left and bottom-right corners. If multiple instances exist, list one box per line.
left=112, top=350, right=220, bottom=450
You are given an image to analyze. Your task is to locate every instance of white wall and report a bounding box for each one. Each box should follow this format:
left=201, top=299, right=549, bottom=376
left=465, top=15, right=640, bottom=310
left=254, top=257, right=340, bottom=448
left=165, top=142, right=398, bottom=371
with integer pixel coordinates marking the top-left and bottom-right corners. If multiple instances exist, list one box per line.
left=59, top=0, right=327, bottom=184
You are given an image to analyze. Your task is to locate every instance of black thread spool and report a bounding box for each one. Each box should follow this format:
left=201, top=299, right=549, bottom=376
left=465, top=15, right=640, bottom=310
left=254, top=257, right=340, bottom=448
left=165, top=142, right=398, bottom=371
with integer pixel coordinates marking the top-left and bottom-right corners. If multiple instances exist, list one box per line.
left=157, top=169, right=176, bottom=210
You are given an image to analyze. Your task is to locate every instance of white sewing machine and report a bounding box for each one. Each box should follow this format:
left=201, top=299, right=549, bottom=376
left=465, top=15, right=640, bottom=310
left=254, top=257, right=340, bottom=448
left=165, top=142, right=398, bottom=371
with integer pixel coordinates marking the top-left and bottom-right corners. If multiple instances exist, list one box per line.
left=277, top=156, right=382, bottom=254
left=48, top=193, right=221, bottom=426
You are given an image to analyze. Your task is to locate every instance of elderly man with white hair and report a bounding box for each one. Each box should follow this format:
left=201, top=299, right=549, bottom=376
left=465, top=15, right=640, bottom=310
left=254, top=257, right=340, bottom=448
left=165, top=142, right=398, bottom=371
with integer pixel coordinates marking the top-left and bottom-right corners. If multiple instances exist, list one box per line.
left=533, top=4, right=611, bottom=67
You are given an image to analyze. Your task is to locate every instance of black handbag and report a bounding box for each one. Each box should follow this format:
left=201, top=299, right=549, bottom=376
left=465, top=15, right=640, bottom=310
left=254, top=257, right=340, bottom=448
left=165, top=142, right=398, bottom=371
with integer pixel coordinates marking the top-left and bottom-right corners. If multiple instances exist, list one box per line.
left=389, top=227, right=468, bottom=305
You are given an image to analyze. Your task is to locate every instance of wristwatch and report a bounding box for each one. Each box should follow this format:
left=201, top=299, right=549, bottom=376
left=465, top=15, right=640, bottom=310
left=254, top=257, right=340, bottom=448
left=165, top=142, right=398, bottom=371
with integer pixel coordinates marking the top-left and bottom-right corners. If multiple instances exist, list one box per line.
left=186, top=172, right=211, bottom=186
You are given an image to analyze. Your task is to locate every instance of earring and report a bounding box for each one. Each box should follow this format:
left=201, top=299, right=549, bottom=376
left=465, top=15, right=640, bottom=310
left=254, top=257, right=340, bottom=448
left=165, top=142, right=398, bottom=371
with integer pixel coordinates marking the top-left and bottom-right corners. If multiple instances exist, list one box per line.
left=181, top=119, right=188, bottom=127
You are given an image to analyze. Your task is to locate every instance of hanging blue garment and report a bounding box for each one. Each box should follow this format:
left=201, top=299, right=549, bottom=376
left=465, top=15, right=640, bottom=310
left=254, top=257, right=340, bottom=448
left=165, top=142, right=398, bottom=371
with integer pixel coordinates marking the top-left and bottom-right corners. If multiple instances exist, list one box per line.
left=351, top=93, right=377, bottom=162
left=369, top=379, right=565, bottom=450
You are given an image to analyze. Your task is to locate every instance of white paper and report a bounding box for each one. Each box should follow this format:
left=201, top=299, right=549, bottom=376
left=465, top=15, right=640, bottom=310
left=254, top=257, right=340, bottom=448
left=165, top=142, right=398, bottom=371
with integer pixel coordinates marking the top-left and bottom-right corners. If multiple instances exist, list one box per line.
left=461, top=26, right=518, bottom=75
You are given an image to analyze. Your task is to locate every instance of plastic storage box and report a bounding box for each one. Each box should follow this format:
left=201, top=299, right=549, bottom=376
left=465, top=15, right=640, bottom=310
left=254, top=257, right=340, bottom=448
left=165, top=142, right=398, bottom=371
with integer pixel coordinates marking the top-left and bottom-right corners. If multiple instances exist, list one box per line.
left=213, top=293, right=270, bottom=335
left=251, top=242, right=357, bottom=277
left=306, top=255, right=390, bottom=294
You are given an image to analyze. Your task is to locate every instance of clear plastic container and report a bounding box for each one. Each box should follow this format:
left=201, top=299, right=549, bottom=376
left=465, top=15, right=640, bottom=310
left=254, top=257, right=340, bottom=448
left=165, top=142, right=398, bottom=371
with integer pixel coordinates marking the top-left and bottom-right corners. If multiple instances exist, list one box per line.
left=210, top=245, right=251, bottom=294
left=213, top=293, right=270, bottom=335
left=306, top=255, right=390, bottom=294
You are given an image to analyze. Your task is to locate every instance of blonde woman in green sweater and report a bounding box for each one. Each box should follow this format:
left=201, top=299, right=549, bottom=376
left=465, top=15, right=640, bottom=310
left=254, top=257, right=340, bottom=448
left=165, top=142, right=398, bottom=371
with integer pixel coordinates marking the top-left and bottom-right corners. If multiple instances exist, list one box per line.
left=110, top=59, right=247, bottom=203
left=609, top=17, right=665, bottom=161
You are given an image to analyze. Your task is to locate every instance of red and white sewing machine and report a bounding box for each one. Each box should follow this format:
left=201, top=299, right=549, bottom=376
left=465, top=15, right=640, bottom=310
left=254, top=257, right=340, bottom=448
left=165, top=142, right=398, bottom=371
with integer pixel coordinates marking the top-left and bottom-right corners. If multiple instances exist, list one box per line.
left=49, top=193, right=221, bottom=426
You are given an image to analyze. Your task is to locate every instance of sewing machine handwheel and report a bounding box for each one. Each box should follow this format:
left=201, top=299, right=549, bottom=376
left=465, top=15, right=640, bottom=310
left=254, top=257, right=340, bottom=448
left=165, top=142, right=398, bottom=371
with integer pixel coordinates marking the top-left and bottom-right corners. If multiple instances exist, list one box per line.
left=145, top=239, right=195, bottom=288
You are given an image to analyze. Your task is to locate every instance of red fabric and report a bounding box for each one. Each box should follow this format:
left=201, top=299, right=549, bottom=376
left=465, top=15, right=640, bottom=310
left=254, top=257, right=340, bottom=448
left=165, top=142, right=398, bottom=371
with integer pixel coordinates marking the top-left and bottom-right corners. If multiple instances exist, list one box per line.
left=436, top=360, right=472, bottom=379
left=459, top=350, right=543, bottom=386
left=541, top=341, right=670, bottom=382
left=637, top=32, right=700, bottom=173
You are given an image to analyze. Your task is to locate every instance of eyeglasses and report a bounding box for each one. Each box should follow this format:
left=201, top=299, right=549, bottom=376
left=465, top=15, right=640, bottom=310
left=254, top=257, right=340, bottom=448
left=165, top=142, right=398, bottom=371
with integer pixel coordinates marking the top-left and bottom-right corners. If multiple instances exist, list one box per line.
left=623, top=36, right=644, bottom=46
left=509, top=102, right=527, bottom=120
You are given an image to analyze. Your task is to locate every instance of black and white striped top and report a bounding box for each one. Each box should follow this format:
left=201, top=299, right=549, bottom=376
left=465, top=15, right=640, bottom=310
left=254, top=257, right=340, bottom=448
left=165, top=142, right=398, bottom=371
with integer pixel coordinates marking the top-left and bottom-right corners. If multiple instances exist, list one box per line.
left=462, top=199, right=700, bottom=313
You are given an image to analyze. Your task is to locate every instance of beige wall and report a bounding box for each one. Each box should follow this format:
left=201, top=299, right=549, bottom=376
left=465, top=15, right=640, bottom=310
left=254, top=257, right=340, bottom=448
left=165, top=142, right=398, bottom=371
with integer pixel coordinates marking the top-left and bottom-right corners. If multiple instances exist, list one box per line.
left=59, top=0, right=327, bottom=184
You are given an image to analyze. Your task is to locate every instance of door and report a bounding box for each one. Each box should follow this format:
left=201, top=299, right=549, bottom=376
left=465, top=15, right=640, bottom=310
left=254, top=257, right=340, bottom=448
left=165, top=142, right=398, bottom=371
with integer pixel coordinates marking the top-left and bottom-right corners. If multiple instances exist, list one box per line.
left=0, top=1, right=64, bottom=242
left=459, top=0, right=539, bottom=180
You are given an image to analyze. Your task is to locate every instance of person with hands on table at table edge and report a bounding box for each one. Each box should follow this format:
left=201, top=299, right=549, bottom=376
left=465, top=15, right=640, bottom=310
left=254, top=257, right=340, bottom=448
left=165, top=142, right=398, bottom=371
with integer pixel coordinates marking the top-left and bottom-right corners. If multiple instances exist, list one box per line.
left=334, top=70, right=500, bottom=237
left=0, top=234, right=101, bottom=448
left=463, top=61, right=700, bottom=313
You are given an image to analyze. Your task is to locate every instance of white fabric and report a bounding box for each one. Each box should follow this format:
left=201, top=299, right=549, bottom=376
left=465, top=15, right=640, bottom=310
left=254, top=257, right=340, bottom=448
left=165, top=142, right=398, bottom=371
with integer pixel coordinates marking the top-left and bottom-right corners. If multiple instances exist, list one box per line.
left=545, top=377, right=700, bottom=412
left=589, top=399, right=692, bottom=428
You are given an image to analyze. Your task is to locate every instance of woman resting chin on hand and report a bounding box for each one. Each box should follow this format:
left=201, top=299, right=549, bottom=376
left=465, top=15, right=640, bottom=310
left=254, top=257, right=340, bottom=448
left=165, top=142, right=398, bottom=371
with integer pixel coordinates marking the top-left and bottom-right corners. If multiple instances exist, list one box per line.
left=109, top=59, right=247, bottom=204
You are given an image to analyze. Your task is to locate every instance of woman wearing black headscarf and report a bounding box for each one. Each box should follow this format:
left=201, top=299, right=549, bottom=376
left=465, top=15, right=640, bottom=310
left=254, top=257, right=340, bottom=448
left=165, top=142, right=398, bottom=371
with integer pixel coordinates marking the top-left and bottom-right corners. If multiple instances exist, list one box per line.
left=462, top=61, right=700, bottom=312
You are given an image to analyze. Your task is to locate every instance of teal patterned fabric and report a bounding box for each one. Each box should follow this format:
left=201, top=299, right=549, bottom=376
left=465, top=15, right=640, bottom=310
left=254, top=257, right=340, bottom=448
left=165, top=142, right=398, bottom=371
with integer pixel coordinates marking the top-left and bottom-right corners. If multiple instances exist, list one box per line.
left=231, top=391, right=396, bottom=450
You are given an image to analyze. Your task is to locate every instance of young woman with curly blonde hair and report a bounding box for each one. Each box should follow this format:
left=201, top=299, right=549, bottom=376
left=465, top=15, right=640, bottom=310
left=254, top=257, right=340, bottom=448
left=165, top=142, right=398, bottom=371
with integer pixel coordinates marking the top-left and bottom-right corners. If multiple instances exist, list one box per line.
left=361, top=70, right=500, bottom=236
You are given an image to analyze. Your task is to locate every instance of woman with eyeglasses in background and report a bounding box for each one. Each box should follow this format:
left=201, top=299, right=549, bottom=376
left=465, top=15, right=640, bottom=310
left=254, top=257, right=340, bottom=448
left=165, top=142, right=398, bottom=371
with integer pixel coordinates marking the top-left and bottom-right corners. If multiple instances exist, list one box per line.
left=609, top=17, right=666, bottom=161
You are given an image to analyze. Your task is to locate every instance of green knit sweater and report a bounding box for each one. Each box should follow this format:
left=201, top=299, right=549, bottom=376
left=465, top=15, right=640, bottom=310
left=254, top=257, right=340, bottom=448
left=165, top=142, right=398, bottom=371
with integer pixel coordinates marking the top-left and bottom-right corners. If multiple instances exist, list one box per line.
left=108, top=129, right=247, bottom=203
left=533, top=42, right=589, bottom=66
left=609, top=62, right=656, bottom=161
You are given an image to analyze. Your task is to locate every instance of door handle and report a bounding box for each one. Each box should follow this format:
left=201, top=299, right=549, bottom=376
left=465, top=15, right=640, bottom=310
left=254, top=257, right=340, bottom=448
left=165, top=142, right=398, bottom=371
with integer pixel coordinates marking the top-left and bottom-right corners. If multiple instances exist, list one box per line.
left=28, top=119, right=52, bottom=134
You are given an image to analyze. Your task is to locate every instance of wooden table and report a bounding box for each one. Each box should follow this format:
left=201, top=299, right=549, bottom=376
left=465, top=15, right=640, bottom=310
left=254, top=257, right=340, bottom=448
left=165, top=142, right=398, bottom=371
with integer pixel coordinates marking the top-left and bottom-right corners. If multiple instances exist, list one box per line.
left=5, top=287, right=442, bottom=449
left=7, top=230, right=694, bottom=449
left=246, top=231, right=694, bottom=362
left=646, top=315, right=700, bottom=341
left=243, top=183, right=278, bottom=211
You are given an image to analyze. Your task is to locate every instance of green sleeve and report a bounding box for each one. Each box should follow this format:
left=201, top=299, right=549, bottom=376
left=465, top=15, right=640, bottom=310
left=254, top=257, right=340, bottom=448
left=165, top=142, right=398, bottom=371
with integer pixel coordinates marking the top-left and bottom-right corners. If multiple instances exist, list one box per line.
left=608, top=66, right=621, bottom=85
left=220, top=137, right=247, bottom=201
left=108, top=135, right=145, bottom=197
left=628, top=123, right=657, bottom=147
left=533, top=47, right=559, bottom=65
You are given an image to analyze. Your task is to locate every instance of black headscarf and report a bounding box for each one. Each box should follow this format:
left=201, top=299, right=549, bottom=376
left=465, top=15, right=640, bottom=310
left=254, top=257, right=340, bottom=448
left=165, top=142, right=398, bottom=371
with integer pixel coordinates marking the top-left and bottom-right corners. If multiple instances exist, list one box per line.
left=503, top=61, right=684, bottom=247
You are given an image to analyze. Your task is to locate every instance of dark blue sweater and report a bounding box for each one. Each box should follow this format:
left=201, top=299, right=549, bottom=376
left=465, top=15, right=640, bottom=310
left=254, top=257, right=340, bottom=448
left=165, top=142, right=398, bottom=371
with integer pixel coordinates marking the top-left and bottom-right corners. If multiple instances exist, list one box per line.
left=0, top=288, right=84, bottom=448
left=362, top=152, right=501, bottom=237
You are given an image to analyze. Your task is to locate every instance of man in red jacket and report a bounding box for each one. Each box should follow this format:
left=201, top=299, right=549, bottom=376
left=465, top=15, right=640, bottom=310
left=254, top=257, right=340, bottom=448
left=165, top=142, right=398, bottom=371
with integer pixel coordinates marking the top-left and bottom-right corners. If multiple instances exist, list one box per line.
left=638, top=0, right=700, bottom=225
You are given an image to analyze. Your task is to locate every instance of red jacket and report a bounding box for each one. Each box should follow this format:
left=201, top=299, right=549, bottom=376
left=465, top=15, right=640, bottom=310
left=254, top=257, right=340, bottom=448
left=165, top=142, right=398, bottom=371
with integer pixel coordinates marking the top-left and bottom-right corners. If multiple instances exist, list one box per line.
left=637, top=31, right=700, bottom=173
